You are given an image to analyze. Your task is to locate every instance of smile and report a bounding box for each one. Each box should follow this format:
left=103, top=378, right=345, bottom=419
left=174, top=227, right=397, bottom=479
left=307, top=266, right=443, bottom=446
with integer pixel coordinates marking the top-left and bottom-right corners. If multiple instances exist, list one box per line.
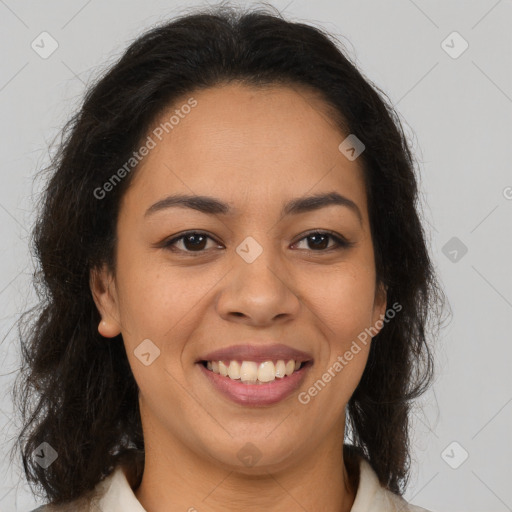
left=198, top=359, right=313, bottom=406
left=204, top=359, right=303, bottom=383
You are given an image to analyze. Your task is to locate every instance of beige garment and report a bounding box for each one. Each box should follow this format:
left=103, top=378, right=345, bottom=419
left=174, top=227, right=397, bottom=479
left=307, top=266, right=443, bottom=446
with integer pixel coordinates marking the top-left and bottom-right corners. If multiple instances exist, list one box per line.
left=31, top=457, right=433, bottom=512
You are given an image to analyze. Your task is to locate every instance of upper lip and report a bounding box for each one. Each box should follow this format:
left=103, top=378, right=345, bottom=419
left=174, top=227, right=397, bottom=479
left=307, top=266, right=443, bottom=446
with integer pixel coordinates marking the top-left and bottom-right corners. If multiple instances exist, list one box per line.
left=197, top=343, right=313, bottom=364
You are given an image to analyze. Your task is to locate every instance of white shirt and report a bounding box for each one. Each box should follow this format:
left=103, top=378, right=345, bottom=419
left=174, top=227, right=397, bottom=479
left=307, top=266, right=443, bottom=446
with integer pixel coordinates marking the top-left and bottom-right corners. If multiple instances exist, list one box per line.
left=31, top=457, right=432, bottom=511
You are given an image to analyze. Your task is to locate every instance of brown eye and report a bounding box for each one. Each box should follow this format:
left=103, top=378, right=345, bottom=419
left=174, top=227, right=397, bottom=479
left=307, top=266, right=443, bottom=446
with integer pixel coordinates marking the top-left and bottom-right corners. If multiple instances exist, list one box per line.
left=162, top=230, right=353, bottom=255
left=164, top=232, right=220, bottom=253
left=292, top=231, right=353, bottom=251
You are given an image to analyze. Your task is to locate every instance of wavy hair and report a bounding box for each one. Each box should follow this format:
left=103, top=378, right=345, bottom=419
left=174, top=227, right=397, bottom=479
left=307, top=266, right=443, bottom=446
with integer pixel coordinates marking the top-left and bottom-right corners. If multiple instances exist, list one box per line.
left=12, top=2, right=448, bottom=506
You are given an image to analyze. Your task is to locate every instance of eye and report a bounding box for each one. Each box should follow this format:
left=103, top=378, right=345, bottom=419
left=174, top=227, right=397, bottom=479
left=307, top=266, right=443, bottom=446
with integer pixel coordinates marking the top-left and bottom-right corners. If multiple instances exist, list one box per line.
left=162, top=231, right=221, bottom=253
left=292, top=230, right=354, bottom=251
left=162, top=230, right=353, bottom=254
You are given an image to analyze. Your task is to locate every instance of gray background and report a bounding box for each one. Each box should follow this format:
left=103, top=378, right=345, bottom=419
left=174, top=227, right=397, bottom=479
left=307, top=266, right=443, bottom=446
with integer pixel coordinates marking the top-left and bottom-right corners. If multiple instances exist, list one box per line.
left=0, top=1, right=511, bottom=511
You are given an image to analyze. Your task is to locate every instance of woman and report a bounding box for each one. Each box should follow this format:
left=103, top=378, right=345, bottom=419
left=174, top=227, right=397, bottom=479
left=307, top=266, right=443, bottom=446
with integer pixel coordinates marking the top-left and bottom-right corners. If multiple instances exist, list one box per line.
left=14, top=3, right=447, bottom=511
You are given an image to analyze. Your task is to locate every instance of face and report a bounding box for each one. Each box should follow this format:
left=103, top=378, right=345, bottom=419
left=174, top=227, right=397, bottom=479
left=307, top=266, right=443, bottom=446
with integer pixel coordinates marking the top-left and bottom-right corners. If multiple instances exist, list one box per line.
left=91, top=82, right=387, bottom=474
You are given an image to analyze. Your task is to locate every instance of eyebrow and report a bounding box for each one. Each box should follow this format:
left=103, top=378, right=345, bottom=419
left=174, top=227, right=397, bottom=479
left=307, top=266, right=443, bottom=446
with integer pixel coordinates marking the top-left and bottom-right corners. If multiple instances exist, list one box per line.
left=145, top=191, right=363, bottom=225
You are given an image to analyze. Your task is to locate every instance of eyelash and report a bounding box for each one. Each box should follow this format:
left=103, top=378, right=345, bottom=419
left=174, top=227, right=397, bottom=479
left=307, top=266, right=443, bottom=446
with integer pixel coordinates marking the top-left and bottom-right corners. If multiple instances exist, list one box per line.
left=162, top=230, right=354, bottom=254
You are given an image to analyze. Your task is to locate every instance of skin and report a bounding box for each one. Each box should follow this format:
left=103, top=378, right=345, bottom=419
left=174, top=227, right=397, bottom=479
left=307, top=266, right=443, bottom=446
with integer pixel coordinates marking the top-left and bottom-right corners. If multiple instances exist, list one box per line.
left=91, top=82, right=387, bottom=512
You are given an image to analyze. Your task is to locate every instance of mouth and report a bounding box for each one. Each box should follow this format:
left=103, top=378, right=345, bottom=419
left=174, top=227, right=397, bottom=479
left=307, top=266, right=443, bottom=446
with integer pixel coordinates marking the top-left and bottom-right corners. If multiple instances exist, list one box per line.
left=199, top=358, right=312, bottom=384
left=197, top=359, right=313, bottom=406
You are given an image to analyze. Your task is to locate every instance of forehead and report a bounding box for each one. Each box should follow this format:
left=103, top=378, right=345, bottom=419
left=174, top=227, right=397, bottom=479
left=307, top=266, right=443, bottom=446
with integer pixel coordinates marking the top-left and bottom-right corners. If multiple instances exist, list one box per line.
left=123, top=82, right=368, bottom=223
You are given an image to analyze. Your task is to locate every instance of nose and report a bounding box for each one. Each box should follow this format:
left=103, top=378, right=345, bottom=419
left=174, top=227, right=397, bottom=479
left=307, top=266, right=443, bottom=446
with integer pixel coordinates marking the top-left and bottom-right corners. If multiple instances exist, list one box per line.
left=215, top=246, right=301, bottom=326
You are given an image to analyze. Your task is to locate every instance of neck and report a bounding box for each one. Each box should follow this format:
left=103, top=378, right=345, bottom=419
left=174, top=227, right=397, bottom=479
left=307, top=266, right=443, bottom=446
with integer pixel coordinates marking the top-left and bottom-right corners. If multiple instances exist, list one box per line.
left=133, top=417, right=357, bottom=512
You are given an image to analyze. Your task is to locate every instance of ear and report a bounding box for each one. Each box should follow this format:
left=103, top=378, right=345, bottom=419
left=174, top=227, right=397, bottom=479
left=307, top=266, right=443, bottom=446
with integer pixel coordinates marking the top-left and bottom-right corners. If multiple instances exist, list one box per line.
left=90, top=264, right=122, bottom=338
left=370, top=281, right=388, bottom=336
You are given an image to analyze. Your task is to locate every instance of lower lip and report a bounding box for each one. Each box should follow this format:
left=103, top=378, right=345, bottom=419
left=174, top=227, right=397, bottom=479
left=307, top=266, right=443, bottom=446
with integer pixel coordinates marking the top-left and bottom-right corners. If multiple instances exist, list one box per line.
left=197, top=362, right=312, bottom=406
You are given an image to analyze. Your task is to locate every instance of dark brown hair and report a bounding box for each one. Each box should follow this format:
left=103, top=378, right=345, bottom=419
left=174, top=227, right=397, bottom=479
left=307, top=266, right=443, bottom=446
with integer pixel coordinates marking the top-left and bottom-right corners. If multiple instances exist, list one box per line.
left=12, top=2, right=448, bottom=506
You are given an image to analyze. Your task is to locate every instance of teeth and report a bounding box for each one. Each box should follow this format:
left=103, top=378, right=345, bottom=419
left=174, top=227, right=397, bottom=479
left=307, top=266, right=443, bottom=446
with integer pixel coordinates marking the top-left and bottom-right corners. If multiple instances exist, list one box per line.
left=218, top=360, right=229, bottom=376
left=240, top=361, right=258, bottom=383
left=257, top=361, right=276, bottom=382
left=285, top=360, right=295, bottom=376
left=275, top=360, right=286, bottom=378
left=228, top=360, right=241, bottom=380
left=205, top=359, right=304, bottom=383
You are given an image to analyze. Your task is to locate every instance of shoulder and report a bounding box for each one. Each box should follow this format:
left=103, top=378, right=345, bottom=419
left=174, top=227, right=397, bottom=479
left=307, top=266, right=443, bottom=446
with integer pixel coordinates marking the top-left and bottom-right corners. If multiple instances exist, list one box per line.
left=26, top=465, right=131, bottom=512
left=28, top=502, right=91, bottom=512
left=27, top=493, right=97, bottom=512
left=383, top=491, right=434, bottom=512
left=354, top=456, right=434, bottom=512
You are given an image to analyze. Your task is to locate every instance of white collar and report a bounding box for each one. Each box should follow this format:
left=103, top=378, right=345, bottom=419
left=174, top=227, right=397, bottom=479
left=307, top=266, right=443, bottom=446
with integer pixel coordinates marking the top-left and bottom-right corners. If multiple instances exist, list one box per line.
left=82, top=456, right=431, bottom=512
left=350, top=458, right=431, bottom=511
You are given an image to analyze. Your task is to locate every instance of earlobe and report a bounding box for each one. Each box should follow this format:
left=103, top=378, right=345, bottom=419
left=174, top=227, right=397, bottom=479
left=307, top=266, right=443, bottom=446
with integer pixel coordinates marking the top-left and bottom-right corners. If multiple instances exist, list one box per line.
left=97, top=319, right=115, bottom=337
left=90, top=265, right=122, bottom=338
left=98, top=318, right=122, bottom=338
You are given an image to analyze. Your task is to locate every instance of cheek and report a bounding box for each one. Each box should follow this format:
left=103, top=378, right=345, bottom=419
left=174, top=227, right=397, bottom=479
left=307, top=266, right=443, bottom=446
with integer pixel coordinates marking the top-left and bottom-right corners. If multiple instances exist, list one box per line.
left=115, top=268, right=173, bottom=340
left=113, top=248, right=183, bottom=333
left=114, top=252, right=223, bottom=361
left=303, top=261, right=377, bottom=341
